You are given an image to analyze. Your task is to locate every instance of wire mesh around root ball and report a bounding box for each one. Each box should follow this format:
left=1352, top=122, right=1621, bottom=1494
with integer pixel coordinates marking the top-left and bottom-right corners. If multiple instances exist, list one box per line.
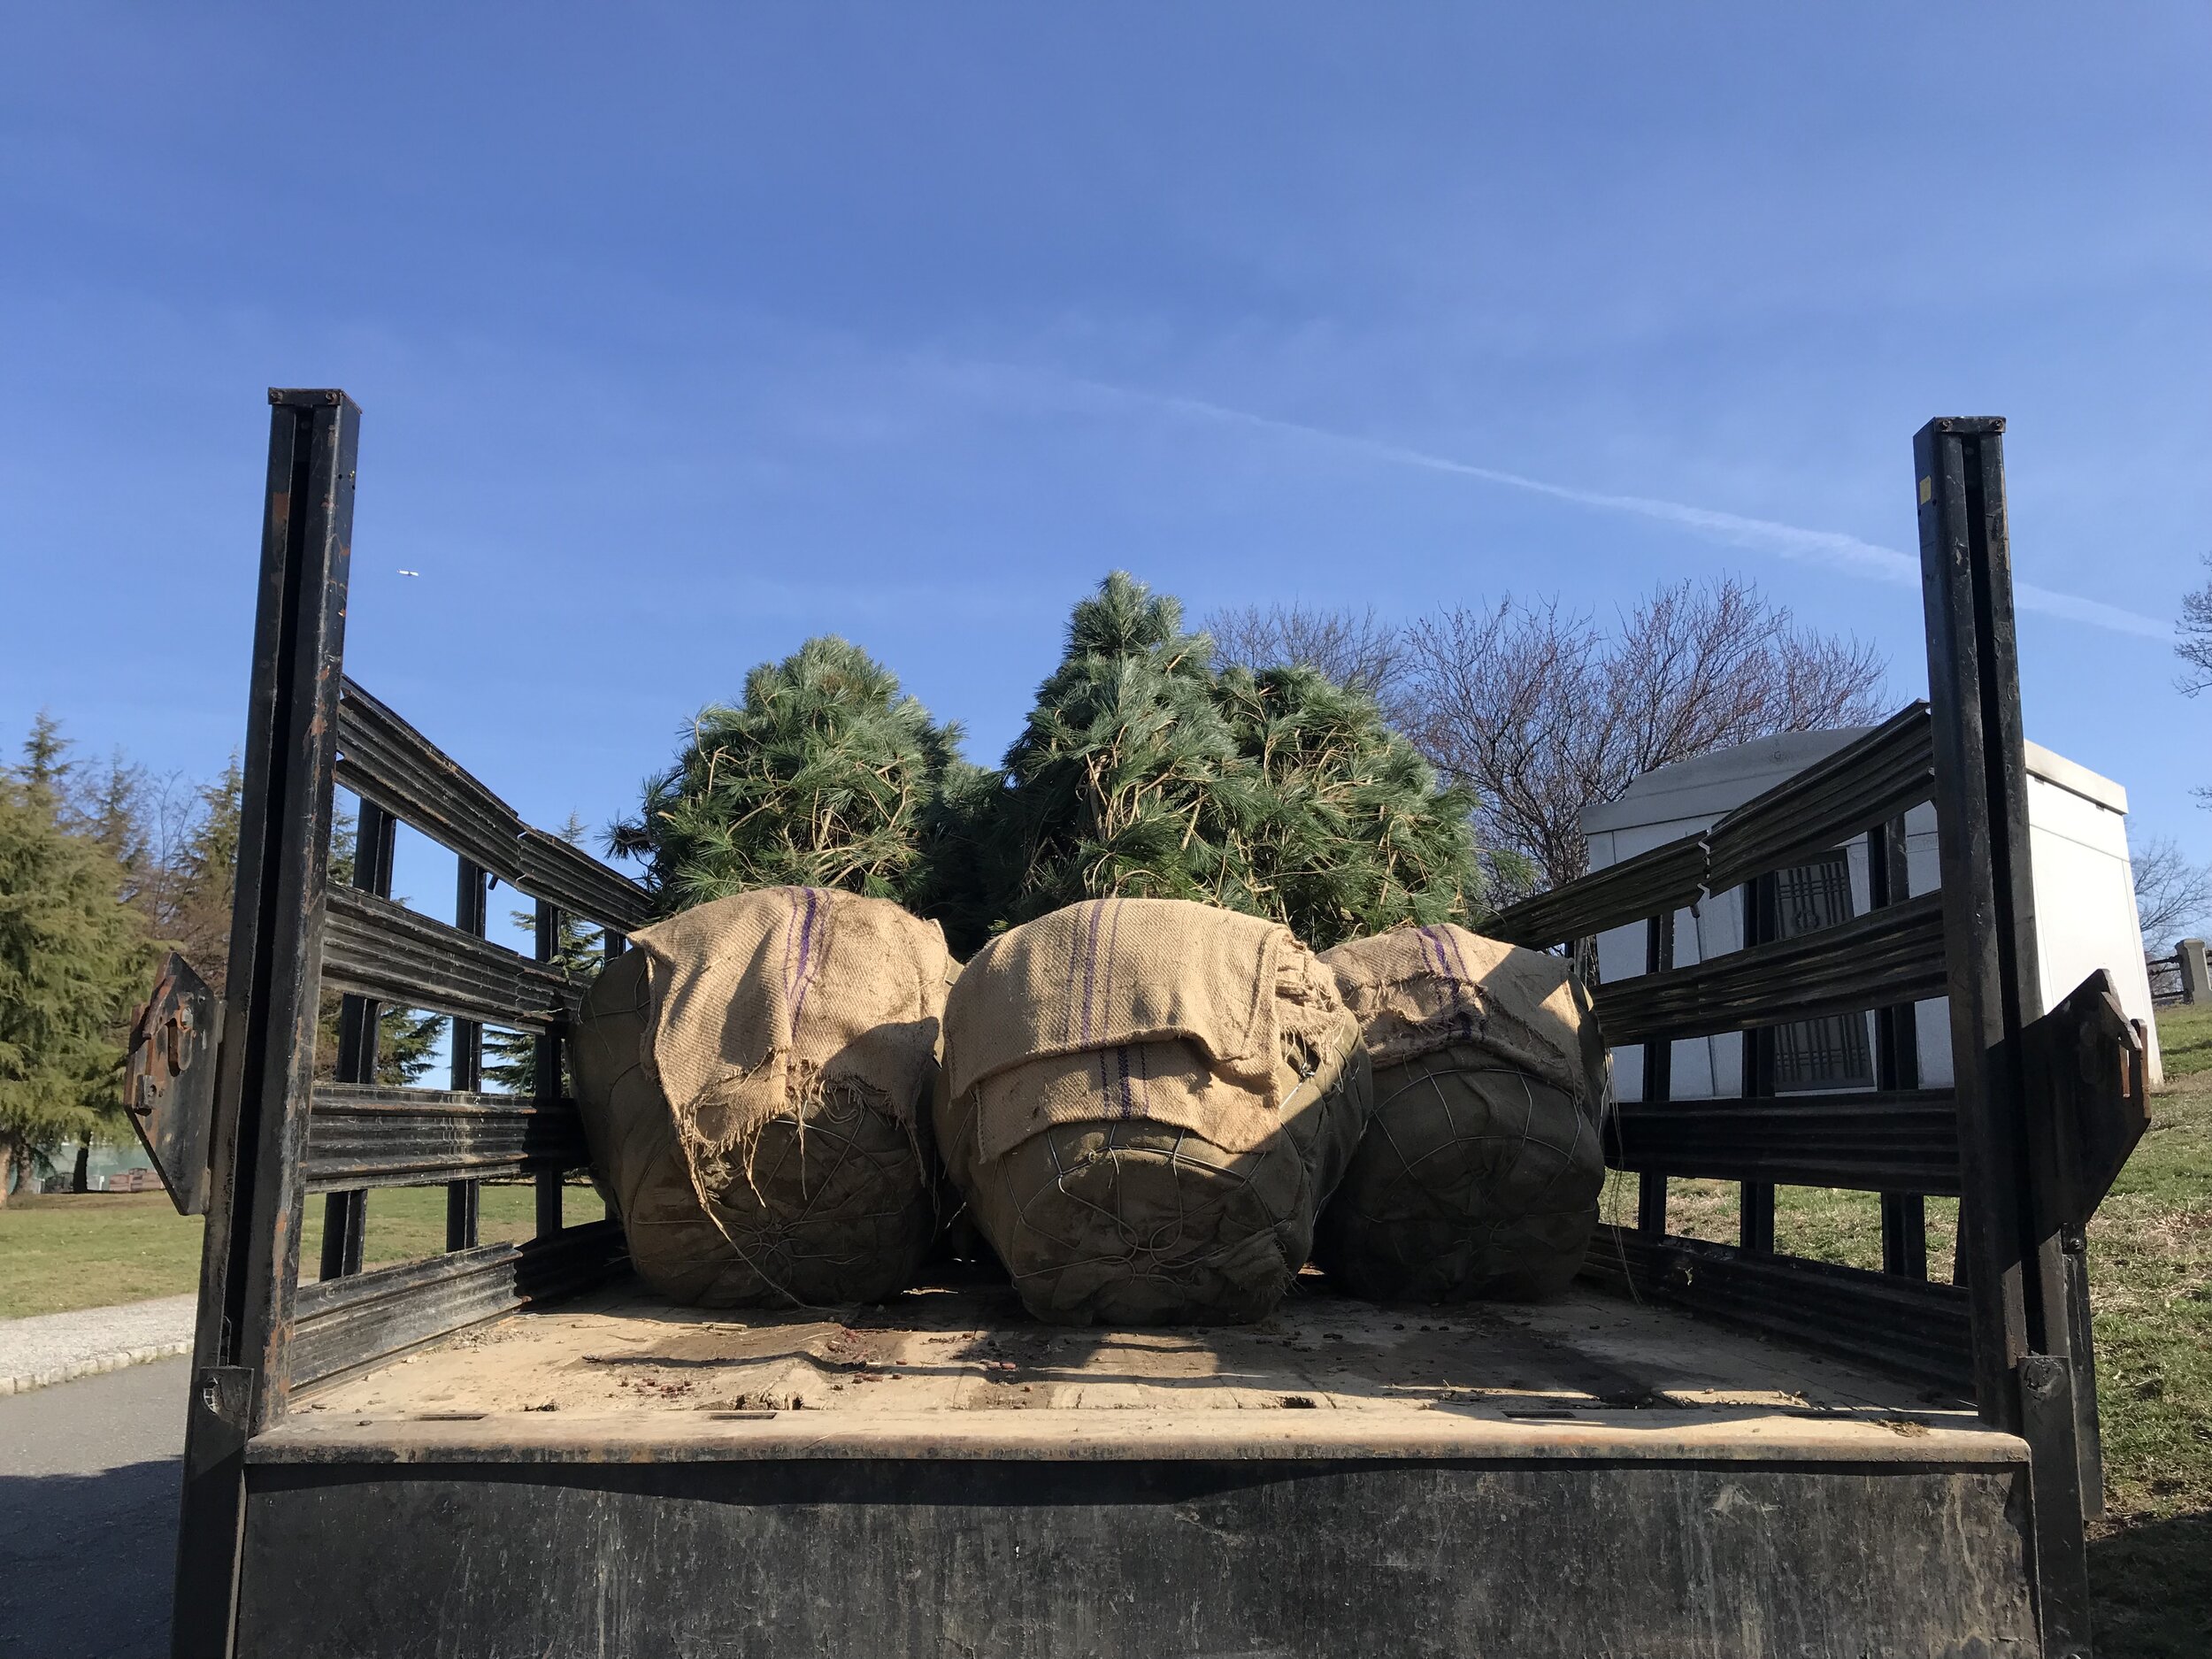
left=692, top=1094, right=938, bottom=1308
left=573, top=948, right=936, bottom=1310
left=1312, top=1046, right=1604, bottom=1305
left=947, top=1027, right=1370, bottom=1325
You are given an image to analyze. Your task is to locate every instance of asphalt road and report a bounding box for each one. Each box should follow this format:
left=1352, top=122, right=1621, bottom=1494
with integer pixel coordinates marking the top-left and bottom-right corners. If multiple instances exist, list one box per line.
left=0, top=1357, right=185, bottom=1659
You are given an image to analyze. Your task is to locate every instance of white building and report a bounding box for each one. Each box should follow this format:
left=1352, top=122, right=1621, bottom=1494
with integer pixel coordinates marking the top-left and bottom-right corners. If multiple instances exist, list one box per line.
left=1583, top=731, right=2163, bottom=1099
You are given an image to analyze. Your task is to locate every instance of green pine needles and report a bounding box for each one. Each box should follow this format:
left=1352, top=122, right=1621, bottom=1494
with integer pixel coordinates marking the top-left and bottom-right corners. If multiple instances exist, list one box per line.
left=1214, top=662, right=1480, bottom=945
left=991, top=572, right=1239, bottom=920
left=989, top=573, right=1479, bottom=948
left=632, top=575, right=1482, bottom=954
left=0, top=771, right=157, bottom=1194
left=628, top=636, right=965, bottom=913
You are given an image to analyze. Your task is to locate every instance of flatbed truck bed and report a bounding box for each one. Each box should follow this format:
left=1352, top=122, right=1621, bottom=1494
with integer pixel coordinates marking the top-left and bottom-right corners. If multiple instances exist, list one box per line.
left=241, top=1277, right=2037, bottom=1655
left=139, top=398, right=2146, bottom=1655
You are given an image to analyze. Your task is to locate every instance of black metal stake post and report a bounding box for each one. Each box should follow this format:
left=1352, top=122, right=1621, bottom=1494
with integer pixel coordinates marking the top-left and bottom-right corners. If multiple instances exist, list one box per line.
left=1738, top=876, right=1778, bottom=1253
left=448, top=857, right=488, bottom=1250
left=534, top=897, right=566, bottom=1240
left=1635, top=911, right=1674, bottom=1233
left=319, top=798, right=395, bottom=1281
left=173, top=389, right=358, bottom=1659
left=1916, top=416, right=2092, bottom=1655
left=1869, top=816, right=1929, bottom=1278
left=602, top=928, right=626, bottom=1222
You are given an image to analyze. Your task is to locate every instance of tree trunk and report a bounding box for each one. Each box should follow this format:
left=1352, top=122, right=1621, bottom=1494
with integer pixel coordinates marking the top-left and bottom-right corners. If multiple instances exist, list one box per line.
left=0, top=1141, right=16, bottom=1210
left=72, top=1144, right=90, bottom=1194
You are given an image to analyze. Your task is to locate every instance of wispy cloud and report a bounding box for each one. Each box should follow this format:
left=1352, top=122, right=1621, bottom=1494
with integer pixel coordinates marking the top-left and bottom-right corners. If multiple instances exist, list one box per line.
left=1069, top=379, right=2174, bottom=641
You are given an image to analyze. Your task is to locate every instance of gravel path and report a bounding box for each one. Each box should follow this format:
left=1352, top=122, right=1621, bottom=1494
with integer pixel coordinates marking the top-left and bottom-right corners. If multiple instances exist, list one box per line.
left=0, top=1296, right=196, bottom=1395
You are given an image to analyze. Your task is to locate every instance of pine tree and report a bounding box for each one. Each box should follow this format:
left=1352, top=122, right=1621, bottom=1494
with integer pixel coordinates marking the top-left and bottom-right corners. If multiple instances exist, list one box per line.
left=618, top=579, right=1484, bottom=958
left=367, top=1005, right=442, bottom=1087
left=1212, top=664, right=1480, bottom=945
left=0, top=765, right=155, bottom=1203
left=166, top=758, right=242, bottom=997
left=987, top=572, right=1248, bottom=924
left=910, top=758, right=1015, bottom=959
left=623, top=636, right=965, bottom=915
left=985, top=573, right=1484, bottom=949
left=19, top=712, right=75, bottom=804
left=321, top=810, right=443, bottom=1087
left=81, top=752, right=149, bottom=875
left=486, top=815, right=603, bottom=1094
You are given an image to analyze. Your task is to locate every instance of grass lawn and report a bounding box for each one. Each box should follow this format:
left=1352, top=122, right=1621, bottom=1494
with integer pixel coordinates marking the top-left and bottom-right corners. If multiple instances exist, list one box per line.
left=0, top=1191, right=211, bottom=1317
left=1599, top=1002, right=2212, bottom=1657
left=2089, top=1004, right=2212, bottom=1657
left=0, top=1182, right=595, bottom=1318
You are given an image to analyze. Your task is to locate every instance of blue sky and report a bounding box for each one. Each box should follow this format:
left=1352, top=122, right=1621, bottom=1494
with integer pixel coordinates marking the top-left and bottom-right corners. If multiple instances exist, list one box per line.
left=4, top=6, right=2208, bottom=905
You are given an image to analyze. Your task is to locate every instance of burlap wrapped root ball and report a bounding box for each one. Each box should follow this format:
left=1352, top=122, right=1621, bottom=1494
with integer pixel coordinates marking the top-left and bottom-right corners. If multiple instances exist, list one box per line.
left=572, top=887, right=955, bottom=1307
left=936, top=896, right=1371, bottom=1325
left=1314, top=925, right=1609, bottom=1303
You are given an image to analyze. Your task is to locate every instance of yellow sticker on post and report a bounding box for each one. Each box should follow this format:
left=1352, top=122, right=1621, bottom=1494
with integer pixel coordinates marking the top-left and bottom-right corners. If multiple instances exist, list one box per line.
left=1918, top=476, right=1933, bottom=504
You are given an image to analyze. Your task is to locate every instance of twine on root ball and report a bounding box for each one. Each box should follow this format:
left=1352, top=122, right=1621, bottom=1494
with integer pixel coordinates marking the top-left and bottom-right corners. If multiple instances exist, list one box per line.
left=1315, top=924, right=1608, bottom=1304
left=937, top=896, right=1372, bottom=1325
left=573, top=887, right=955, bottom=1308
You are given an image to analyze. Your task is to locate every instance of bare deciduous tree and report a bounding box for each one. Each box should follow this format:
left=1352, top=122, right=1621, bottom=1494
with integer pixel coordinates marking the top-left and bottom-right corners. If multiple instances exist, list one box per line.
left=2132, top=834, right=2212, bottom=949
left=2177, top=551, right=2212, bottom=699
left=1400, top=577, right=1888, bottom=898
left=1204, top=603, right=1409, bottom=705
left=2179, top=552, right=2212, bottom=810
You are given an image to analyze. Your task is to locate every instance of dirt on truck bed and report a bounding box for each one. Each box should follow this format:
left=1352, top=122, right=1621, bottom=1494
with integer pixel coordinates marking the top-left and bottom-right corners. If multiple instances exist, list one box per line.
left=261, top=1272, right=2020, bottom=1469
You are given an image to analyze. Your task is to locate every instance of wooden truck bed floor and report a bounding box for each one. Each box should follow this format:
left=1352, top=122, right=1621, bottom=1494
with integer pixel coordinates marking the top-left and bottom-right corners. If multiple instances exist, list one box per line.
left=237, top=1278, right=2042, bottom=1654
left=256, top=1272, right=2022, bottom=1468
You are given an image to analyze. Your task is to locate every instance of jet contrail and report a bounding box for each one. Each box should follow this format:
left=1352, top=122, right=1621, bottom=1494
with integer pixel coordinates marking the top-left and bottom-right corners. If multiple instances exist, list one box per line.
left=1076, top=380, right=2173, bottom=641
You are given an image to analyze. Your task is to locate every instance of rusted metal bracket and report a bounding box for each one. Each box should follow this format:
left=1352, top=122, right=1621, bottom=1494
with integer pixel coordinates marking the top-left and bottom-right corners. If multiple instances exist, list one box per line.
left=2021, top=968, right=2149, bottom=1238
left=2017, top=965, right=2147, bottom=1547
left=125, top=952, right=224, bottom=1216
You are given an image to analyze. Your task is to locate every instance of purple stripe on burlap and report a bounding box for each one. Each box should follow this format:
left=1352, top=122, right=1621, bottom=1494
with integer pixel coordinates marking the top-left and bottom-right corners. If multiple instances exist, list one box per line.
left=1414, top=923, right=1444, bottom=981
left=1442, top=924, right=1483, bottom=1036
left=1417, top=926, right=1455, bottom=1034
left=1425, top=929, right=1460, bottom=1035
left=789, top=887, right=826, bottom=1031
left=1425, top=926, right=1459, bottom=995
left=1115, top=1045, right=1136, bottom=1118
left=780, top=887, right=803, bottom=997
left=1437, top=923, right=1475, bottom=984
left=1099, top=897, right=1125, bottom=1042
left=1424, top=923, right=1478, bottom=1041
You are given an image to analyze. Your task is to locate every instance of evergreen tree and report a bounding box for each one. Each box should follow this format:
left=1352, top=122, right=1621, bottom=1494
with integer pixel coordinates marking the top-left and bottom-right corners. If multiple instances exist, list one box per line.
left=987, top=572, right=1248, bottom=924
left=321, top=810, right=443, bottom=1087
left=985, top=573, right=1484, bottom=949
left=0, top=767, right=154, bottom=1203
left=81, top=752, right=149, bottom=875
left=910, top=758, right=1015, bottom=959
left=1212, top=664, right=1480, bottom=945
left=13, top=715, right=236, bottom=975
left=486, top=815, right=603, bottom=1094
left=618, top=579, right=1483, bottom=958
left=365, top=1005, right=442, bottom=1087
left=7, top=718, right=187, bottom=1191
left=19, top=712, right=75, bottom=804
left=166, top=758, right=242, bottom=997
left=623, top=636, right=965, bottom=915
